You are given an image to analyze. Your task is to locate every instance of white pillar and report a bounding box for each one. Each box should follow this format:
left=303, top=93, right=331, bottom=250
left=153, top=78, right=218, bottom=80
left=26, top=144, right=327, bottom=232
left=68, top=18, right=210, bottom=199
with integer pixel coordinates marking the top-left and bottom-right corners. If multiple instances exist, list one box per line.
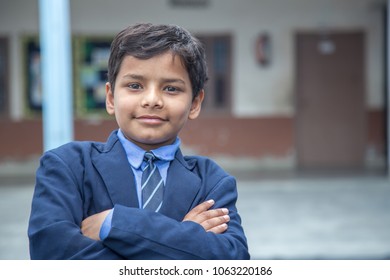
left=39, top=0, right=73, bottom=151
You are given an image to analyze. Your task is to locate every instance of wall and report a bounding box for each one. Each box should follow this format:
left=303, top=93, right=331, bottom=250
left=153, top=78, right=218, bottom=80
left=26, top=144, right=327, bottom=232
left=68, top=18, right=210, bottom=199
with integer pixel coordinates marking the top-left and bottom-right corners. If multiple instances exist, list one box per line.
left=0, top=0, right=386, bottom=168
left=0, top=0, right=385, bottom=119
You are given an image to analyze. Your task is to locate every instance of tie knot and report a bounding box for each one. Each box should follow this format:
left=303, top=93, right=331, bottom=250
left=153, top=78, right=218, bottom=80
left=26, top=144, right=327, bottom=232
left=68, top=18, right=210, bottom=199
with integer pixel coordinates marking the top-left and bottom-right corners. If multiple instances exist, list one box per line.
left=144, top=151, right=156, bottom=162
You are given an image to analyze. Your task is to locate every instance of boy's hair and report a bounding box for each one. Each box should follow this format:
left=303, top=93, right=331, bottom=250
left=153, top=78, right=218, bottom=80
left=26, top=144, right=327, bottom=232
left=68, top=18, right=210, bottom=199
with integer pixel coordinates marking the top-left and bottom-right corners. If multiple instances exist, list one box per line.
left=107, top=23, right=208, bottom=99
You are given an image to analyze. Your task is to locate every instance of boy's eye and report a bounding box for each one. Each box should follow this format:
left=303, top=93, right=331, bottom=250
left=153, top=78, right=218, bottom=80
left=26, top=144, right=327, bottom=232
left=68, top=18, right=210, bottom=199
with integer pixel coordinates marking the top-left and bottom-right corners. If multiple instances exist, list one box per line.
left=128, top=83, right=142, bottom=90
left=164, top=86, right=179, bottom=93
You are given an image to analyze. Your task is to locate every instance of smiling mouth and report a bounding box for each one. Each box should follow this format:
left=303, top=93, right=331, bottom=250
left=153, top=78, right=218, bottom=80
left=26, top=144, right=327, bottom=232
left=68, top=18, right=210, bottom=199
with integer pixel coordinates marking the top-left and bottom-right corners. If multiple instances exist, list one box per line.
left=136, top=115, right=166, bottom=124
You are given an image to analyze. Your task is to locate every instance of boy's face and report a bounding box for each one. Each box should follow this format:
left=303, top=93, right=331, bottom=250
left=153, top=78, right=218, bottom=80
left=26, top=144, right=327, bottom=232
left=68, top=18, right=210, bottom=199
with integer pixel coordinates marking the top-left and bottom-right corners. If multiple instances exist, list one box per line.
left=106, top=52, right=204, bottom=151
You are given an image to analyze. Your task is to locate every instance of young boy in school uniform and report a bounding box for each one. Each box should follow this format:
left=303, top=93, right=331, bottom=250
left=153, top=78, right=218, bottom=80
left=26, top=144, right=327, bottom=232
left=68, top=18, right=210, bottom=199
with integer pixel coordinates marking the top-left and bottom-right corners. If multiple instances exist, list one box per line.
left=28, top=23, right=250, bottom=260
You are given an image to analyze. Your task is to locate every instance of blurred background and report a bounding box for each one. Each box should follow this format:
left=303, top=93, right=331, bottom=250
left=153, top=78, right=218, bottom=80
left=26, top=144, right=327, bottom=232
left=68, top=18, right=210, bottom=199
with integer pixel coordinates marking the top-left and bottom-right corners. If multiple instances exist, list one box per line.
left=0, top=0, right=389, bottom=259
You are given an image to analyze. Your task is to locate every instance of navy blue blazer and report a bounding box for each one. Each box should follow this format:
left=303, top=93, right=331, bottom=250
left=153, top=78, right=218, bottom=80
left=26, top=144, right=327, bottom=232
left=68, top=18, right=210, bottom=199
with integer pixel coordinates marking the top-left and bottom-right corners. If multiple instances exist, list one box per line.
left=28, top=130, right=250, bottom=259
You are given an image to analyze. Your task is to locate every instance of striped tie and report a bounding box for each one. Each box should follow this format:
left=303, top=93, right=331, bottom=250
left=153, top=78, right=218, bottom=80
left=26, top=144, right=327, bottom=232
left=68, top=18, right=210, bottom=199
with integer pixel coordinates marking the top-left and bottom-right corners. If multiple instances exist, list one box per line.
left=141, top=152, right=164, bottom=212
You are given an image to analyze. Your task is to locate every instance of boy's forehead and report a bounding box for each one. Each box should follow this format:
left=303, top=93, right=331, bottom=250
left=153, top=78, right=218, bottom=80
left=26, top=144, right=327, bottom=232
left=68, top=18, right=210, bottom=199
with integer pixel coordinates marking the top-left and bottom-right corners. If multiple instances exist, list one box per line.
left=123, top=51, right=184, bottom=64
left=119, top=53, right=187, bottom=74
left=116, top=52, right=191, bottom=83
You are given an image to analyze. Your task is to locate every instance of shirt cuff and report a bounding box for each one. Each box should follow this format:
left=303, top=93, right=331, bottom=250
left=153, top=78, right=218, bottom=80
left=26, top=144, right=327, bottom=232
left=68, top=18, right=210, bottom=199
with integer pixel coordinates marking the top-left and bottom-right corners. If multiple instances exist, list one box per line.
left=99, top=208, right=114, bottom=240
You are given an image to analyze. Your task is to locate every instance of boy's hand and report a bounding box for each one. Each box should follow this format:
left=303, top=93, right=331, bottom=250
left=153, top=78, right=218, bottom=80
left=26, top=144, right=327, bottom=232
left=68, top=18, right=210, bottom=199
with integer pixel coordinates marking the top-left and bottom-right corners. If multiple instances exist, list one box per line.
left=81, top=209, right=111, bottom=241
left=182, top=200, right=230, bottom=234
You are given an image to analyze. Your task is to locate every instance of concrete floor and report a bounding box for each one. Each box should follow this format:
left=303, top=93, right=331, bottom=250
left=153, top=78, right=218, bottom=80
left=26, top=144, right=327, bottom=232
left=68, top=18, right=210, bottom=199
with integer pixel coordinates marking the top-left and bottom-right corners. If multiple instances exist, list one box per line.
left=235, top=174, right=390, bottom=259
left=0, top=172, right=389, bottom=260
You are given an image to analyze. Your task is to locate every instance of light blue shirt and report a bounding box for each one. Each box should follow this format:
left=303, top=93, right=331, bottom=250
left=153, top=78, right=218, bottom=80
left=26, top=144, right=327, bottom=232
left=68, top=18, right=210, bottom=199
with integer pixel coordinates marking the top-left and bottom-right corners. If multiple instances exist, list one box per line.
left=99, top=129, right=180, bottom=240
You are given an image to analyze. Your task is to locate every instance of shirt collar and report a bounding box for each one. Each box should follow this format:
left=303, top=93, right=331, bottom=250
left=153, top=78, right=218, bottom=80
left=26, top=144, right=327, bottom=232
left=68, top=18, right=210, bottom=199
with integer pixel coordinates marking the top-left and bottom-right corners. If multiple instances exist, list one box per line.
left=117, top=129, right=180, bottom=169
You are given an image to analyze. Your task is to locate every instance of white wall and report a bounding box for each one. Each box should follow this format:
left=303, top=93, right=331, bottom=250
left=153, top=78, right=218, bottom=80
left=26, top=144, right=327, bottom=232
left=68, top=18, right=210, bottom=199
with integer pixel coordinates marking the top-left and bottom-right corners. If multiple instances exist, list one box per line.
left=0, top=0, right=385, bottom=119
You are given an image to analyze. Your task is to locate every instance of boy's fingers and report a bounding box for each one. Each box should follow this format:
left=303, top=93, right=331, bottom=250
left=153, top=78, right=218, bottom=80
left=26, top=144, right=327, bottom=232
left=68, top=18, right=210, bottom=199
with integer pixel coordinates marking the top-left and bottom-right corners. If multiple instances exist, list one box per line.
left=203, top=208, right=229, bottom=220
left=182, top=199, right=214, bottom=221
left=201, top=214, right=230, bottom=232
left=184, top=207, right=229, bottom=224
left=182, top=200, right=231, bottom=233
left=195, top=208, right=229, bottom=224
left=207, top=223, right=228, bottom=234
left=193, top=199, right=215, bottom=214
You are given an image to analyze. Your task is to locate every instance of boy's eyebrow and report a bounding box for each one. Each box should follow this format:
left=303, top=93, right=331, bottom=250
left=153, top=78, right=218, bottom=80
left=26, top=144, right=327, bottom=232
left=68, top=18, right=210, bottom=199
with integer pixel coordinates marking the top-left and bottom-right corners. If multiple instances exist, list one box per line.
left=122, top=74, right=144, bottom=80
left=161, top=78, right=186, bottom=85
left=122, top=74, right=186, bottom=85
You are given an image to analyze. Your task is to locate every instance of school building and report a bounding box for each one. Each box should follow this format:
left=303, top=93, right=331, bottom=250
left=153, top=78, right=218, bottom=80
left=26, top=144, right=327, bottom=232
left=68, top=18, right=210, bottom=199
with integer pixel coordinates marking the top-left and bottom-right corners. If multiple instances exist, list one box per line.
left=0, top=0, right=387, bottom=171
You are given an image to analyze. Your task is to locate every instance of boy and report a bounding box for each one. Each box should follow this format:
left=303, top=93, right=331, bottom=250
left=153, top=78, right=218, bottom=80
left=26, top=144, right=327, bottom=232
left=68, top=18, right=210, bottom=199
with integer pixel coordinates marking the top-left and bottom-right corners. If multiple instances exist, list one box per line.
left=28, top=23, right=249, bottom=259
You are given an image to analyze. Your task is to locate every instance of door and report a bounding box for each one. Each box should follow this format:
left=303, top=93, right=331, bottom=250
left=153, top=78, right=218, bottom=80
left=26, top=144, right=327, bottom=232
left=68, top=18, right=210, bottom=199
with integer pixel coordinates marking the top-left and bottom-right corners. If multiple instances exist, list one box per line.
left=295, top=31, right=366, bottom=169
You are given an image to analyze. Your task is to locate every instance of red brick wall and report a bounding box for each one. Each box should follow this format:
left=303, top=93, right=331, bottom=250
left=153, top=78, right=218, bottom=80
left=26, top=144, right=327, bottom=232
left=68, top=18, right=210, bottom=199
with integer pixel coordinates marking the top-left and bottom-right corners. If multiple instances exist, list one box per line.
left=180, top=116, right=292, bottom=157
left=367, top=109, right=386, bottom=155
left=0, top=120, right=43, bottom=158
left=0, top=109, right=385, bottom=160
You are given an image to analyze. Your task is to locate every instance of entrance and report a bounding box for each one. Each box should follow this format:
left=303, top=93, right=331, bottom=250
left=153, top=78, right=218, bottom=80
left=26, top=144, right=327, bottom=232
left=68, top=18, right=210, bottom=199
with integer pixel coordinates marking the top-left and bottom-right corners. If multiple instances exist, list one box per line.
left=295, top=31, right=366, bottom=169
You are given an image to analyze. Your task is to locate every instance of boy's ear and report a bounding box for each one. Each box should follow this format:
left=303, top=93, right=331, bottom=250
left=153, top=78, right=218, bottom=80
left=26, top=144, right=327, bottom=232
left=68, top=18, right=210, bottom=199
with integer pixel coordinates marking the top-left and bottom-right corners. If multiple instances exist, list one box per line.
left=105, top=82, right=115, bottom=115
left=188, top=90, right=204, bottom=120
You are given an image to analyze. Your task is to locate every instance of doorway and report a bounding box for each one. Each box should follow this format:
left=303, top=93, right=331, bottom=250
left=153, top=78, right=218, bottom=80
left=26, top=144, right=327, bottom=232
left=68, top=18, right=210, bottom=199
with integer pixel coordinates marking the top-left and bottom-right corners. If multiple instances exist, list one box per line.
left=295, top=31, right=366, bottom=170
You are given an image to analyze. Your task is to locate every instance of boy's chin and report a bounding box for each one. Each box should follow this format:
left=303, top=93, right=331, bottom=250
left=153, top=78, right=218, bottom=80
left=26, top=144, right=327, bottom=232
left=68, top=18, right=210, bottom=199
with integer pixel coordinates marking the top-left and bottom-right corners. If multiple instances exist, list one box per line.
left=132, top=137, right=176, bottom=150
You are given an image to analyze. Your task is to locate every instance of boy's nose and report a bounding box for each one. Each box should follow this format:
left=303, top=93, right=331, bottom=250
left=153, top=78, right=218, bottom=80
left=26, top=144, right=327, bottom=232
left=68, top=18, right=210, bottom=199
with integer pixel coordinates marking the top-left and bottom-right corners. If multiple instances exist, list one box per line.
left=141, top=87, right=163, bottom=108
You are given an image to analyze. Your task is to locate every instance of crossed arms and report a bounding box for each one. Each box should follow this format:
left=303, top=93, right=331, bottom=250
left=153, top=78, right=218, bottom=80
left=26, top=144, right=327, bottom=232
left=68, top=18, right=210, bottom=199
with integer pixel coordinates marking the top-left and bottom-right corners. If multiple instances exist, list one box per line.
left=28, top=149, right=249, bottom=260
left=81, top=199, right=230, bottom=240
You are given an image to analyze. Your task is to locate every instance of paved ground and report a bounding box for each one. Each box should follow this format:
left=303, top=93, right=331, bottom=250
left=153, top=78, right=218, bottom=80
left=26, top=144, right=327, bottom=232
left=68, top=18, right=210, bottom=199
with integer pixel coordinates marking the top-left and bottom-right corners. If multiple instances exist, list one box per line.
left=0, top=168, right=389, bottom=260
left=235, top=173, right=390, bottom=259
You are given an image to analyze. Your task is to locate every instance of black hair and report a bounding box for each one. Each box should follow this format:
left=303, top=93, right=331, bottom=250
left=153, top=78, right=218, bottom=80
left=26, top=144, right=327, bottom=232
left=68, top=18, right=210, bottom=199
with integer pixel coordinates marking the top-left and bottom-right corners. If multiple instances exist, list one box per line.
left=107, top=23, right=208, bottom=99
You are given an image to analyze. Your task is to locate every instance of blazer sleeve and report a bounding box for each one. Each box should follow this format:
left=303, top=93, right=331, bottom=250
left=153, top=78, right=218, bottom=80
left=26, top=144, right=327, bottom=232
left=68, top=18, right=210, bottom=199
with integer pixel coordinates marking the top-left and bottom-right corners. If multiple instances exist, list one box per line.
left=102, top=175, right=250, bottom=260
left=28, top=151, right=124, bottom=260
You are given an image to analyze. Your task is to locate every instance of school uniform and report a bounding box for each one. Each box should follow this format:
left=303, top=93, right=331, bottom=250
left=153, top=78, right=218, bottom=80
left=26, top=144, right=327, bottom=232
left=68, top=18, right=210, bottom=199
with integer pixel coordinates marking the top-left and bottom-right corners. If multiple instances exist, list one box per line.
left=28, top=130, right=250, bottom=259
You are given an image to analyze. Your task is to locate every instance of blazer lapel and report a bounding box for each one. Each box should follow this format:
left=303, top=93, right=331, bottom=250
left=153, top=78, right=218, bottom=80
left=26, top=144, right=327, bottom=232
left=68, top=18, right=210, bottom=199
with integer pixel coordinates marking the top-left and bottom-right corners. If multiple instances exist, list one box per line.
left=91, top=131, right=139, bottom=208
left=160, top=149, right=201, bottom=221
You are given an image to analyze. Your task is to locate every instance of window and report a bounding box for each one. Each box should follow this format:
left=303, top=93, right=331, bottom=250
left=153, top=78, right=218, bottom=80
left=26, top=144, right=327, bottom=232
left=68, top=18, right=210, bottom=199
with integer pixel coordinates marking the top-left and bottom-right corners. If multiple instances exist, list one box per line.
left=196, top=35, right=232, bottom=115
left=73, top=36, right=113, bottom=117
left=0, top=37, right=8, bottom=117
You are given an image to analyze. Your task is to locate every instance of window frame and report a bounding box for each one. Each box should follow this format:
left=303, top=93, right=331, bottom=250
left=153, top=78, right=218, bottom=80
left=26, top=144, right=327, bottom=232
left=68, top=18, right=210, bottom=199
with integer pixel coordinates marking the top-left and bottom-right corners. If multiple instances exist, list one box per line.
left=0, top=37, right=9, bottom=118
left=195, top=34, right=233, bottom=116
